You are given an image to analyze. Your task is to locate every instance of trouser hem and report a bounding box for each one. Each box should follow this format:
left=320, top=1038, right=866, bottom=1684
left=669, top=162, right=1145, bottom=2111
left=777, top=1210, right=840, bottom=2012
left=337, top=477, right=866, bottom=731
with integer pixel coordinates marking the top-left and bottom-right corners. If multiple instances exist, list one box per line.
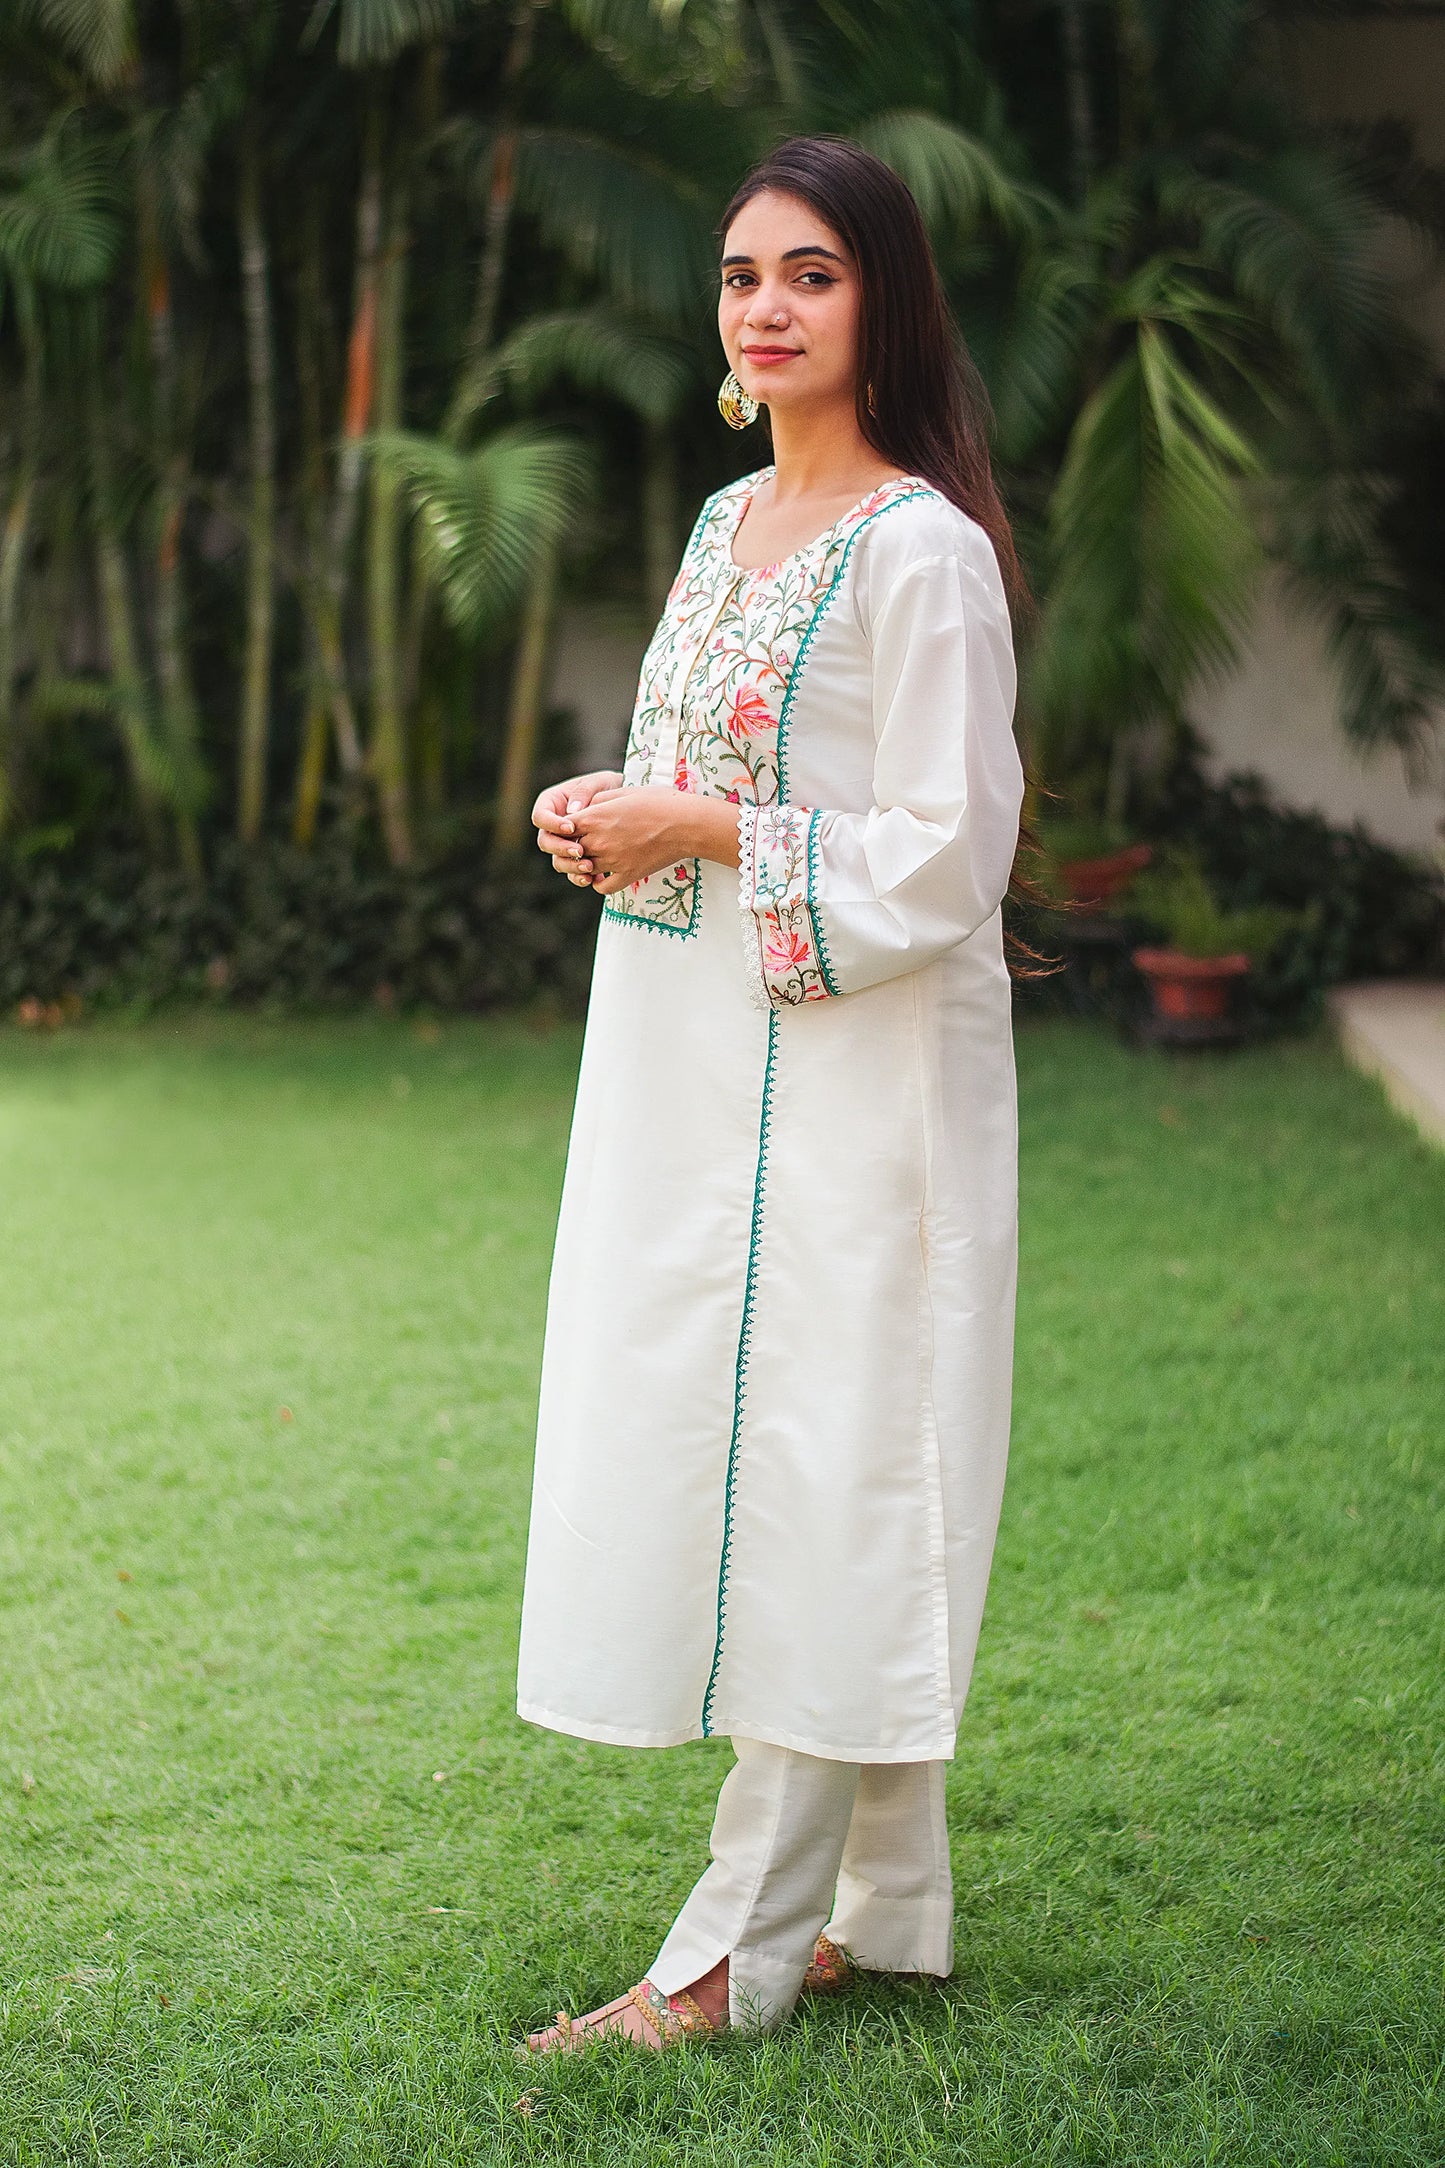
left=823, top=1891, right=955, bottom=1977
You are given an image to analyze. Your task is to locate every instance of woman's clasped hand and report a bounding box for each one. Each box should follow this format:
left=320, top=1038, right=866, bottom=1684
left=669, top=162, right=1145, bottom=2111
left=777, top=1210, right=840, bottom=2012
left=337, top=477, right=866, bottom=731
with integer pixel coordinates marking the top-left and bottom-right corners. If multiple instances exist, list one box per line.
left=532, top=773, right=741, bottom=893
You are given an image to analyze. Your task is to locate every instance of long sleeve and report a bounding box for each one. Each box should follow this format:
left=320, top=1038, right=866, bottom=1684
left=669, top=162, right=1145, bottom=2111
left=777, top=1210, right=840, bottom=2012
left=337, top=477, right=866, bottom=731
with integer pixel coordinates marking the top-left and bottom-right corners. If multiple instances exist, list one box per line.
left=737, top=543, right=1024, bottom=1011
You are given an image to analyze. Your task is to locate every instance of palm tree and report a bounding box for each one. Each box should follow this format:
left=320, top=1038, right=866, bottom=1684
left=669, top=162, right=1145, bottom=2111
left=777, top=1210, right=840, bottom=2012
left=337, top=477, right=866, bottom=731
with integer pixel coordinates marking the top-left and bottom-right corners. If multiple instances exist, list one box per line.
left=0, top=119, right=120, bottom=826
left=980, top=0, right=1445, bottom=818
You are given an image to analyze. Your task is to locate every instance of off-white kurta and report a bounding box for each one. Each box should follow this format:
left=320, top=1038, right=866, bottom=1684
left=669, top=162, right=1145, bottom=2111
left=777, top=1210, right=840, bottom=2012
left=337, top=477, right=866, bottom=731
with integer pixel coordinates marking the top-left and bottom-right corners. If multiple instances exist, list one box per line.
left=516, top=464, right=1024, bottom=1764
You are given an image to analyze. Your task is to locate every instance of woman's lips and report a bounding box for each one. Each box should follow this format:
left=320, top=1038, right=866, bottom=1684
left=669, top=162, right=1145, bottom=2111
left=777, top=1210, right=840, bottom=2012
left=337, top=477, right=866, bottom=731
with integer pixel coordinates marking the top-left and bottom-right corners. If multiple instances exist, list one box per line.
left=741, top=347, right=802, bottom=365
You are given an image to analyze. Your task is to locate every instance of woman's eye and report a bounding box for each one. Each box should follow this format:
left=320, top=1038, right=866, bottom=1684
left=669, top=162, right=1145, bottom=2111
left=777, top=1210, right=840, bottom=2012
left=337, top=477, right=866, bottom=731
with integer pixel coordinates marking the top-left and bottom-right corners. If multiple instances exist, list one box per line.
left=798, top=271, right=835, bottom=287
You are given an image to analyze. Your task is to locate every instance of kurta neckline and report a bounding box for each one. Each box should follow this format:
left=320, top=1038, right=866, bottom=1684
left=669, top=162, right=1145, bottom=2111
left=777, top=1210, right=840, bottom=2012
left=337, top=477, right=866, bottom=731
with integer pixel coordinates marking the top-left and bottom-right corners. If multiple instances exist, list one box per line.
left=725, top=464, right=931, bottom=578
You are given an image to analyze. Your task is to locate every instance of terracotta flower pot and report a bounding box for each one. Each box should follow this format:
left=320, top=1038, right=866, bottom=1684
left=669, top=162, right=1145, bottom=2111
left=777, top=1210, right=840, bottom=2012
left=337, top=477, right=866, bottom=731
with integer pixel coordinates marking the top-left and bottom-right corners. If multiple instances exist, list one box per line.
left=1132, top=946, right=1250, bottom=1022
left=1058, top=842, right=1153, bottom=910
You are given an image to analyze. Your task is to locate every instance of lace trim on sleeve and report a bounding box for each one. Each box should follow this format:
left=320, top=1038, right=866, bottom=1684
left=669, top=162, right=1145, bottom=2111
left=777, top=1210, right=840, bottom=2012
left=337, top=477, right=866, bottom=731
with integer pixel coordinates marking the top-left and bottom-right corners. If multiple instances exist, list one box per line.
left=736, top=805, right=770, bottom=1014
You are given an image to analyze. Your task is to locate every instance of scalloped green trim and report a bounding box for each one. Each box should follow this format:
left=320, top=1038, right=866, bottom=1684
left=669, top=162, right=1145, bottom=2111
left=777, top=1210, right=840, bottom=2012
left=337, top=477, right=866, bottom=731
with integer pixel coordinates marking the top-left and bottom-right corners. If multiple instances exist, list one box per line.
left=805, top=807, right=841, bottom=999
left=701, top=1005, right=777, bottom=1737
left=601, top=867, right=702, bottom=939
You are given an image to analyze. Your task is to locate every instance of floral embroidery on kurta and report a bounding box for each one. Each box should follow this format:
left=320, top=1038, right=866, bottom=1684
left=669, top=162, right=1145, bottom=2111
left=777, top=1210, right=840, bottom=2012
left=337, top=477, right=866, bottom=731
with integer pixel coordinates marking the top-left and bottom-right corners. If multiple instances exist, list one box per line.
left=738, top=803, right=831, bottom=1009
left=604, top=470, right=936, bottom=941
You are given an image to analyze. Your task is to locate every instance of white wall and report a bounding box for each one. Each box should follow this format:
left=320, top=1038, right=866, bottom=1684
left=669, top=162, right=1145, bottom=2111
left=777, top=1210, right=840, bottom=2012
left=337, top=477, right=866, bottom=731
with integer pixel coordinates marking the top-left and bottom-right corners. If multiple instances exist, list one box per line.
left=545, top=601, right=650, bottom=775
left=1189, top=574, right=1445, bottom=861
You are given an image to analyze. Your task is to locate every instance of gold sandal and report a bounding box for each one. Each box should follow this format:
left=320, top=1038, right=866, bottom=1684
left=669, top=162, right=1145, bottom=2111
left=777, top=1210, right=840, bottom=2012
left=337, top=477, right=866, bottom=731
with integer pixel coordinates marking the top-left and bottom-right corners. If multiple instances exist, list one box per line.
left=626, top=1978, right=720, bottom=2043
left=800, top=1933, right=857, bottom=1995
left=523, top=1977, right=721, bottom=2054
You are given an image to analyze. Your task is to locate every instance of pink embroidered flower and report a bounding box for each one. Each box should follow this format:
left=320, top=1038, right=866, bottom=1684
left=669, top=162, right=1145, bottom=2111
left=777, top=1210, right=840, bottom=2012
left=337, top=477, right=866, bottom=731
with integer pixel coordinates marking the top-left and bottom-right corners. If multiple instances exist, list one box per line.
left=728, top=685, right=776, bottom=737
left=673, top=864, right=689, bottom=880
left=765, top=926, right=812, bottom=974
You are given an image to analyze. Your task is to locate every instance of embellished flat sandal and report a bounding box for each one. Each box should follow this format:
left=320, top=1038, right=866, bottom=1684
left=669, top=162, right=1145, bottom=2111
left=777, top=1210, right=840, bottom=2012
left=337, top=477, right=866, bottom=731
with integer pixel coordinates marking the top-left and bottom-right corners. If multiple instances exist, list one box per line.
left=800, top=1933, right=857, bottom=1996
left=523, top=1977, right=722, bottom=2054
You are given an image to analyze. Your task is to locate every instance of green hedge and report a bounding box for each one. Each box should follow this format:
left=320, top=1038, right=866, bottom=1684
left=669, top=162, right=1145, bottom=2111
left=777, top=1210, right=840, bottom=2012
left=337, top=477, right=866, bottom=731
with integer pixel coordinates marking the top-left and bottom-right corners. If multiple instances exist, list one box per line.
left=3, top=754, right=1441, bottom=1026
left=0, top=835, right=601, bottom=1017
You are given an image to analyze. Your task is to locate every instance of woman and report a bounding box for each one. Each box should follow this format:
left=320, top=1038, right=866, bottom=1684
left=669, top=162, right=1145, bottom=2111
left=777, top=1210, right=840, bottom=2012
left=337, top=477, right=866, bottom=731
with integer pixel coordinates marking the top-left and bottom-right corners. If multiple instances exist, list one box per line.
left=517, top=134, right=1026, bottom=2050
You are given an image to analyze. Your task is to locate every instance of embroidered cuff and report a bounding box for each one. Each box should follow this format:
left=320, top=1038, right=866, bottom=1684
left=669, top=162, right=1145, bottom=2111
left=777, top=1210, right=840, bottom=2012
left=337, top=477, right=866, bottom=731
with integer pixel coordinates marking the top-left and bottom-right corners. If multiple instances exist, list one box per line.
left=738, top=804, right=836, bottom=1011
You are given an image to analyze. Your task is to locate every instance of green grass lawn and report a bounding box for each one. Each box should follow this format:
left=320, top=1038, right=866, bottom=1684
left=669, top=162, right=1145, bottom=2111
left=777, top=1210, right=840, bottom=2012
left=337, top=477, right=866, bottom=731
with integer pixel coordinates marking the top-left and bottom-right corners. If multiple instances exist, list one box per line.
left=1, top=1013, right=1441, bottom=2167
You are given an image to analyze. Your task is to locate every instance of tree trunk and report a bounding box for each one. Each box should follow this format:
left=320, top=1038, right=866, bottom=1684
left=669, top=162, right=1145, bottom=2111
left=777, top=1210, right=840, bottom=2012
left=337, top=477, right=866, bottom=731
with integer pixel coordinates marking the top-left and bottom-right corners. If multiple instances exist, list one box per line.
left=292, top=679, right=331, bottom=849
left=1058, top=0, right=1096, bottom=201
left=1115, top=0, right=1150, bottom=168
left=237, top=127, right=277, bottom=843
left=314, top=78, right=385, bottom=801
left=138, top=175, right=203, bottom=874
left=0, top=291, right=42, bottom=831
left=86, top=342, right=162, bottom=840
left=493, top=534, right=557, bottom=860
left=366, top=176, right=413, bottom=866
left=291, top=199, right=350, bottom=845
left=443, top=3, right=538, bottom=443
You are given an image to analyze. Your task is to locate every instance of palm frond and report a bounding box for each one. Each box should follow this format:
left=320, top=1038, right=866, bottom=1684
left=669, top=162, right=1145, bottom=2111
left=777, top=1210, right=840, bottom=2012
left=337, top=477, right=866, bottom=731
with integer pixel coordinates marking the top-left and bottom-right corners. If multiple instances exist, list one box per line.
left=513, top=129, right=715, bottom=325
left=1273, top=470, right=1445, bottom=761
left=131, top=67, right=236, bottom=268
left=988, top=243, right=1098, bottom=462
left=304, top=0, right=469, bottom=67
left=462, top=307, right=698, bottom=431
left=1027, top=326, right=1263, bottom=759
left=365, top=424, right=595, bottom=642
left=13, top=0, right=135, bottom=87
left=33, top=675, right=205, bottom=813
left=1161, top=152, right=1423, bottom=419
left=559, top=0, right=750, bottom=99
left=856, top=109, right=1044, bottom=242
left=0, top=126, right=121, bottom=288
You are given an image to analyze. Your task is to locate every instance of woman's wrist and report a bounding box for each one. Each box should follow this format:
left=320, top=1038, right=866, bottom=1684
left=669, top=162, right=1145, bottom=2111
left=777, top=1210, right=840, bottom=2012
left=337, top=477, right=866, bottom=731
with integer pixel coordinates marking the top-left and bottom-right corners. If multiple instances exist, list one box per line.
left=673, top=793, right=741, bottom=870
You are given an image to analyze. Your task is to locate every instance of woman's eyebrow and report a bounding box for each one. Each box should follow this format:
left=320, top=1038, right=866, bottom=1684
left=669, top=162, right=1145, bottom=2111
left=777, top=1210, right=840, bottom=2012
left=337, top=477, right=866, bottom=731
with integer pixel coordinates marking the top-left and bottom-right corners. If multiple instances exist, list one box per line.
left=720, top=244, right=848, bottom=268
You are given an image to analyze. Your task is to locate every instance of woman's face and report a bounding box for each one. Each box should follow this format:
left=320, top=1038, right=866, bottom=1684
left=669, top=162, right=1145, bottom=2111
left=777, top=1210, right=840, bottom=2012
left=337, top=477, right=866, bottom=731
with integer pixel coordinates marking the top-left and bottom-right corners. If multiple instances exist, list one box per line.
left=718, top=189, right=862, bottom=416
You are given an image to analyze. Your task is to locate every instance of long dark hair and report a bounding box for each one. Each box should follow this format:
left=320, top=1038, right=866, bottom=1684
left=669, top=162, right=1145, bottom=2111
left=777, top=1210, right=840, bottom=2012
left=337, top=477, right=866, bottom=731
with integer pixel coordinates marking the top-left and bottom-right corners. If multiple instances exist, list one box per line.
left=718, top=134, right=1027, bottom=618
left=719, top=136, right=1056, bottom=977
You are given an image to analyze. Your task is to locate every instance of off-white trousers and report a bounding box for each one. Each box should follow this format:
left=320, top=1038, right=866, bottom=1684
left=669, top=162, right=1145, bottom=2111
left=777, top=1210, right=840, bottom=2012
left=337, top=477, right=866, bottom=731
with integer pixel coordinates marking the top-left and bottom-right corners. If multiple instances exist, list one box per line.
left=648, top=1738, right=954, bottom=2030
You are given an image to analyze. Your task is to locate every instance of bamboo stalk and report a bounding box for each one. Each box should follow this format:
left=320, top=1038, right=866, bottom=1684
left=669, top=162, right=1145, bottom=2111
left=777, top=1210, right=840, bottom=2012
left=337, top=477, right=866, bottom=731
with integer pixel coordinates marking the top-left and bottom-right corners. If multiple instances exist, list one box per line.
left=138, top=174, right=203, bottom=874
left=313, top=77, right=386, bottom=802
left=292, top=679, right=331, bottom=849
left=237, top=126, right=277, bottom=843
left=86, top=340, right=163, bottom=842
left=292, top=199, right=340, bottom=846
left=1058, top=0, right=1097, bottom=201
left=0, top=291, right=42, bottom=830
left=443, top=3, right=538, bottom=445
left=398, top=8, right=541, bottom=793
left=366, top=175, right=413, bottom=867
left=493, top=534, right=557, bottom=859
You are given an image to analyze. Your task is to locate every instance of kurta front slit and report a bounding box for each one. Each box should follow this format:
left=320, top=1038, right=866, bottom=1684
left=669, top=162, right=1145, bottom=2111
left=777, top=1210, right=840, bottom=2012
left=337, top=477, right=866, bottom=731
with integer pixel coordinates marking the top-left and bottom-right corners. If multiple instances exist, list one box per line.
left=517, top=465, right=1025, bottom=1765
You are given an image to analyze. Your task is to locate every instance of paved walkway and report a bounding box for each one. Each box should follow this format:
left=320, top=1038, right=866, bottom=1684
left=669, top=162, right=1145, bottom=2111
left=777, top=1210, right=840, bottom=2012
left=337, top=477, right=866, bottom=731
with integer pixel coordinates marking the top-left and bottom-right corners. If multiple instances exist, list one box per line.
left=1329, top=980, right=1445, bottom=1150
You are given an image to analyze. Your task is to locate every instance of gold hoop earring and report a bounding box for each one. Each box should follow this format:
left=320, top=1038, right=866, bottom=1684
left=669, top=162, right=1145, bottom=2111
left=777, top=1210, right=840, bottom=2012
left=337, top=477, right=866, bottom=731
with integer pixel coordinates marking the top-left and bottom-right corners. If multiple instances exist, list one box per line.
left=717, top=370, right=759, bottom=431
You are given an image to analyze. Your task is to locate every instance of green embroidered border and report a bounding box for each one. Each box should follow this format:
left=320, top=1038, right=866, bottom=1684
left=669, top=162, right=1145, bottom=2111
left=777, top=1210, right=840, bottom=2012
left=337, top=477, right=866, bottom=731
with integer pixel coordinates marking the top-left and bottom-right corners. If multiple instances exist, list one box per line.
left=701, top=1003, right=777, bottom=1736
left=601, top=866, right=702, bottom=940
left=774, top=487, right=935, bottom=798
left=804, top=807, right=841, bottom=999
left=699, top=485, right=935, bottom=1732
